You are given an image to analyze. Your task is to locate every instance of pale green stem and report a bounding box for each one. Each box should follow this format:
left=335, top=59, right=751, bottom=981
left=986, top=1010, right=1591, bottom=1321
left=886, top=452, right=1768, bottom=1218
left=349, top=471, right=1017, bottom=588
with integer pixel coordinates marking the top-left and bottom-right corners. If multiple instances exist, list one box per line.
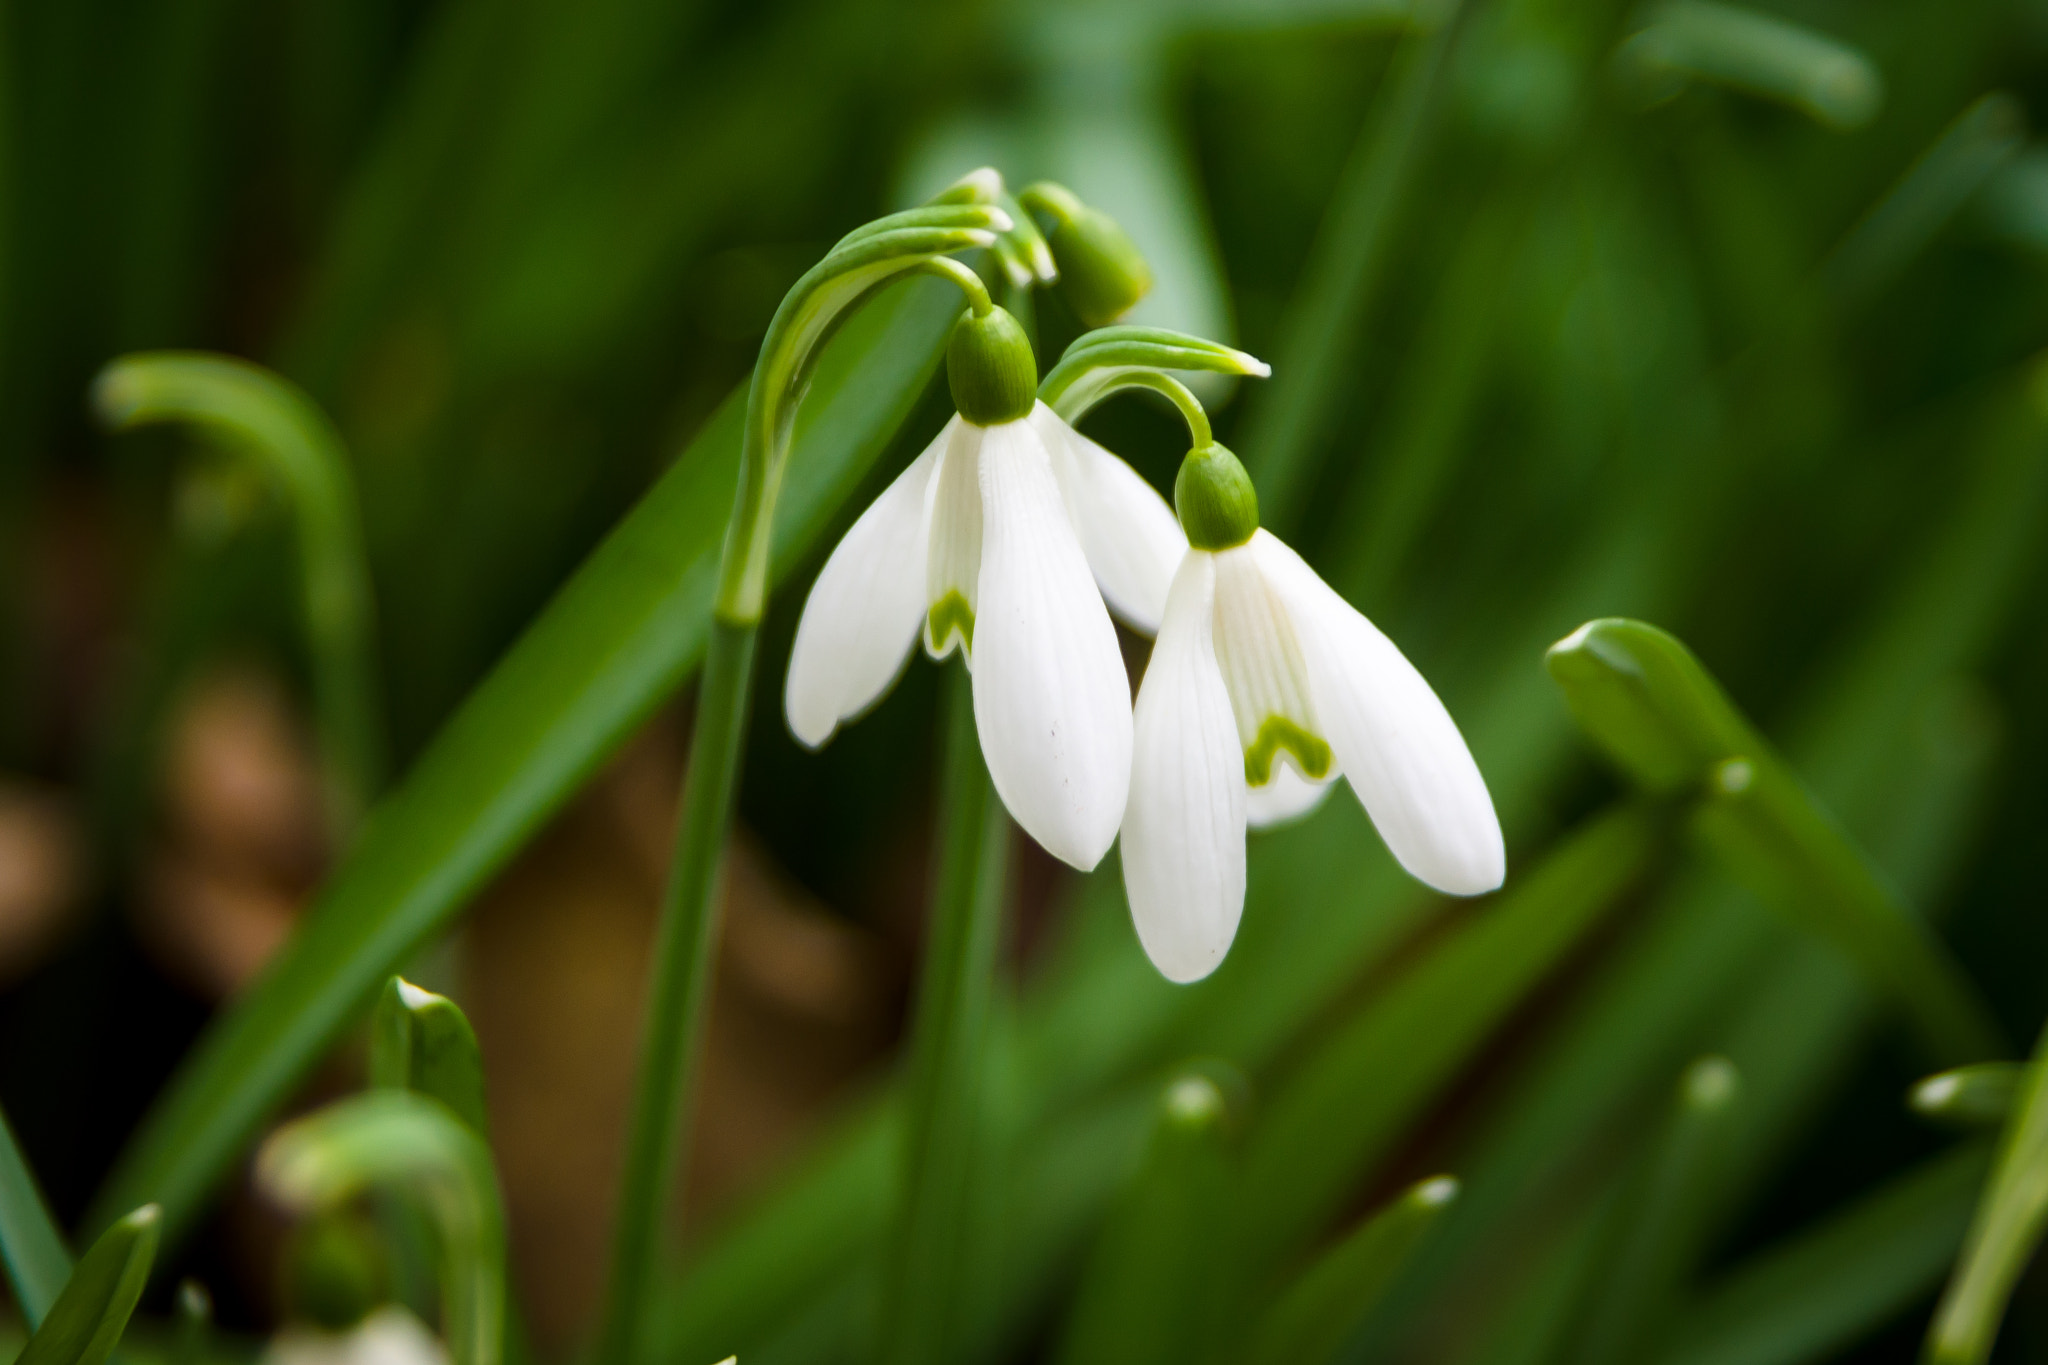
left=878, top=662, right=1010, bottom=1365
left=1052, top=369, right=1211, bottom=450
left=592, top=207, right=1005, bottom=1365
left=93, top=352, right=386, bottom=830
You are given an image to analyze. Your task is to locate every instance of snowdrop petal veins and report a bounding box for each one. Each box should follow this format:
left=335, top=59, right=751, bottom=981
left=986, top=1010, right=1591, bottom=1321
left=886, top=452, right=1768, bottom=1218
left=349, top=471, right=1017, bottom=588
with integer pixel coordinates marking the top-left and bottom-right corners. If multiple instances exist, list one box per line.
left=1245, top=762, right=1336, bottom=828
left=922, top=417, right=983, bottom=661
left=1250, top=530, right=1505, bottom=894
left=972, top=418, right=1134, bottom=870
left=1211, top=545, right=1329, bottom=787
left=785, top=430, right=944, bottom=746
left=1122, top=555, right=1246, bottom=982
left=1029, top=403, right=1186, bottom=633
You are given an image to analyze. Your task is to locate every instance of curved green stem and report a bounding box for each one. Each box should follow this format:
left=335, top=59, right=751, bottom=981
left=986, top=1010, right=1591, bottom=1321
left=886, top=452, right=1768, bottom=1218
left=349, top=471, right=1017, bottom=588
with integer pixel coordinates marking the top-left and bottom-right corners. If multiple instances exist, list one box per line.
left=913, top=256, right=993, bottom=317
left=258, top=1093, right=505, bottom=1365
left=593, top=197, right=1008, bottom=1365
left=94, top=352, right=385, bottom=829
left=1058, top=370, right=1212, bottom=450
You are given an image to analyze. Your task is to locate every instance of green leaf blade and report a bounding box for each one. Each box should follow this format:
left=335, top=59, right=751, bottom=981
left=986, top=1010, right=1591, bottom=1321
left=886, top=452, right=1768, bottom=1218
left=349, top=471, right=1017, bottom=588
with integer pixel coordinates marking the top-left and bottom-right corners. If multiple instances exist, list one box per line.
left=18, top=1206, right=159, bottom=1365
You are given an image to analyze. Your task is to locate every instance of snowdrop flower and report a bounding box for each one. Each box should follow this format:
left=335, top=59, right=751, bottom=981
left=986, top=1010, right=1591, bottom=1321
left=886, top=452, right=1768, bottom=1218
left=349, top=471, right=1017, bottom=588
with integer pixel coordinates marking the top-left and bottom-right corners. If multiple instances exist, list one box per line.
left=1122, top=443, right=1504, bottom=982
left=785, top=304, right=1180, bottom=869
left=263, top=1307, right=450, bottom=1365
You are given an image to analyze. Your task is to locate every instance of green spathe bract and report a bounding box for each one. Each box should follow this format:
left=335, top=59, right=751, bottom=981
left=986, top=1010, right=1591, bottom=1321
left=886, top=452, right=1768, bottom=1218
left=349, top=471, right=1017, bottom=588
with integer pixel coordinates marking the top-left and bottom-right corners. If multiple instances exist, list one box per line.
left=1175, top=443, right=1259, bottom=551
left=947, top=305, right=1037, bottom=426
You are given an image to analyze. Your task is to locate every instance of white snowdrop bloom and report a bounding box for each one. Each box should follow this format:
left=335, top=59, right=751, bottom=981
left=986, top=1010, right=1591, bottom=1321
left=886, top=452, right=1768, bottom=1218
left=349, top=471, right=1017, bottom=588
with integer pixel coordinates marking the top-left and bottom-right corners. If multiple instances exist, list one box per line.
left=785, top=307, right=1175, bottom=870
left=263, top=1307, right=449, bottom=1365
left=1121, top=444, right=1504, bottom=983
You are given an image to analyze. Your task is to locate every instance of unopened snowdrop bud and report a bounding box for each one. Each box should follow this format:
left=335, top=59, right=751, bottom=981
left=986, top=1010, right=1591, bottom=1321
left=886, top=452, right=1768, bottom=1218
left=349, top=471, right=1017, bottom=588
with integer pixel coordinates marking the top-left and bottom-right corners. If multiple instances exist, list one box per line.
left=1173, top=443, right=1259, bottom=551
left=1022, top=182, right=1153, bottom=326
left=947, top=306, right=1037, bottom=426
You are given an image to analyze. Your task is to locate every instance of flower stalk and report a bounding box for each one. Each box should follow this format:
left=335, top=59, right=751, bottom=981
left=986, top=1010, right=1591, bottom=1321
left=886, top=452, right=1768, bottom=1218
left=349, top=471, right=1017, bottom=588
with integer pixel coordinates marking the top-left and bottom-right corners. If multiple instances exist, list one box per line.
left=878, top=663, right=1011, bottom=1365
left=591, top=185, right=1012, bottom=1365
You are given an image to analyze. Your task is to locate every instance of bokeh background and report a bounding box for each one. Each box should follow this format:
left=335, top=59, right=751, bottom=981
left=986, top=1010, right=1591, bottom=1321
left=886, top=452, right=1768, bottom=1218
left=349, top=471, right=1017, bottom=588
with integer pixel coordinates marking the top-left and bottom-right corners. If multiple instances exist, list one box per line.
left=4, top=0, right=2048, bottom=1360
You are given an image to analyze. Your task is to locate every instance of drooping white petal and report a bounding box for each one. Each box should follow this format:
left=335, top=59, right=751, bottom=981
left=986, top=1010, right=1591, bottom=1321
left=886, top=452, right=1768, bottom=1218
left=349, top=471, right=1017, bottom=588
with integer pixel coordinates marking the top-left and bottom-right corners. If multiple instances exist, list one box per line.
left=923, top=418, right=983, bottom=662
left=785, top=429, right=943, bottom=747
left=971, top=418, right=1134, bottom=870
left=1122, top=553, right=1246, bottom=982
left=1031, top=403, right=1187, bottom=634
left=1249, top=530, right=1505, bottom=895
left=1246, top=763, right=1336, bottom=829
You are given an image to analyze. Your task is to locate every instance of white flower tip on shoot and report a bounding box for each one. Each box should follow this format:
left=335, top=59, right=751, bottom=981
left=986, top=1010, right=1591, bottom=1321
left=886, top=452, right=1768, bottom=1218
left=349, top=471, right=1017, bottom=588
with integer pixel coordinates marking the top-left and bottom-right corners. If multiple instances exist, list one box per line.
left=1684, top=1055, right=1741, bottom=1111
left=984, top=208, right=1015, bottom=235
left=1549, top=620, right=1600, bottom=658
left=1412, top=1175, right=1460, bottom=1208
left=395, top=978, right=437, bottom=1010
left=1912, top=1074, right=1961, bottom=1112
left=1713, top=756, right=1755, bottom=795
left=964, top=227, right=1002, bottom=250
left=1030, top=239, right=1058, bottom=283
left=1162, top=1075, right=1225, bottom=1126
left=1229, top=349, right=1272, bottom=378
left=954, top=166, right=1004, bottom=202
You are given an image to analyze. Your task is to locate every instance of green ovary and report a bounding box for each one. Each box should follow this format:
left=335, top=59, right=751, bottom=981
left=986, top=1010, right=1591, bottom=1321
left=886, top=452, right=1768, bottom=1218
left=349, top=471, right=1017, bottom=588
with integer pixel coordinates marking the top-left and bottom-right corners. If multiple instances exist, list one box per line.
left=926, top=591, right=975, bottom=656
left=1244, top=715, right=1332, bottom=786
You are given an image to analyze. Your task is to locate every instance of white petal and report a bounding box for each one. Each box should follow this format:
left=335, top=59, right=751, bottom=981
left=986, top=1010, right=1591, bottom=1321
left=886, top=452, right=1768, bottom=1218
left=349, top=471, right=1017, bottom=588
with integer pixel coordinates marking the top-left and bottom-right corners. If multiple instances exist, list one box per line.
left=1031, top=403, right=1187, bottom=635
left=1249, top=530, right=1505, bottom=894
left=1121, top=553, right=1246, bottom=982
left=971, top=418, right=1134, bottom=870
left=1246, top=763, right=1336, bottom=829
left=784, top=430, right=942, bottom=747
left=923, top=419, right=983, bottom=662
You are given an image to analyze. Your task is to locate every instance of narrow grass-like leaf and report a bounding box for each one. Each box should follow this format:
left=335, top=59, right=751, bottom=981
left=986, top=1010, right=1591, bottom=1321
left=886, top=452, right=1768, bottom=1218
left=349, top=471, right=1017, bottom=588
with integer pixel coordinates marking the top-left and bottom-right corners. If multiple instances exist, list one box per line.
left=1823, top=93, right=2026, bottom=308
left=1923, top=1022, right=2048, bottom=1364
left=1238, top=0, right=1468, bottom=531
left=1246, top=1174, right=1457, bottom=1365
left=1242, top=803, right=1661, bottom=1264
left=90, top=278, right=957, bottom=1246
left=1664, top=1142, right=1990, bottom=1365
left=1616, top=0, right=1883, bottom=130
left=1554, top=1057, right=1741, bottom=1365
left=173, top=1279, right=211, bottom=1365
left=259, top=1093, right=505, bottom=1365
left=1688, top=756, right=2003, bottom=1065
left=93, top=352, right=386, bottom=823
left=1912, top=1065, right=2023, bottom=1131
left=1548, top=619, right=2002, bottom=1065
left=1055, top=1073, right=1238, bottom=1365
left=371, top=977, right=490, bottom=1138
left=17, top=1206, right=159, bottom=1365
left=0, top=1107, right=72, bottom=1328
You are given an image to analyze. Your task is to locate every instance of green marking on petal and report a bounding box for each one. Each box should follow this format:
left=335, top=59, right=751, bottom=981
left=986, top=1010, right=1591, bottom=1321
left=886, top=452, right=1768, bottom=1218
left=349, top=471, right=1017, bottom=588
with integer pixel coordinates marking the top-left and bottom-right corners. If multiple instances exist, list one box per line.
left=1245, top=716, right=1333, bottom=787
left=926, top=591, right=975, bottom=658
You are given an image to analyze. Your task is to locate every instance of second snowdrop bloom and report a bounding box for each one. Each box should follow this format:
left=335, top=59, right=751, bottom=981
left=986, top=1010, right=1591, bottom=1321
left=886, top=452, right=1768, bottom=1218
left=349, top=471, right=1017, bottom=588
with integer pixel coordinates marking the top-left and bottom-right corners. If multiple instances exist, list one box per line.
left=1122, top=443, right=1504, bottom=983
left=786, top=304, right=1178, bottom=869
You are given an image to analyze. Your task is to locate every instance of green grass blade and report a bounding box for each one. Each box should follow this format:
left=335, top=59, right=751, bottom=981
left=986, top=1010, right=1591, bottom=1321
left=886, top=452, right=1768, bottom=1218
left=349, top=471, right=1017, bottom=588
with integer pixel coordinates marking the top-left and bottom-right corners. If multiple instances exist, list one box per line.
left=1238, top=0, right=1468, bottom=532
left=371, top=977, right=490, bottom=1138
left=17, top=1206, right=159, bottom=1365
left=1912, top=1066, right=2023, bottom=1131
left=1054, top=1073, right=1238, bottom=1365
left=0, top=1107, right=72, bottom=1328
left=1247, top=1174, right=1458, bottom=1365
left=1555, top=1058, right=1741, bottom=1365
left=1548, top=619, right=2001, bottom=1065
left=1688, top=758, right=2004, bottom=1065
left=1923, top=1024, right=2048, bottom=1364
left=88, top=276, right=957, bottom=1246
left=1241, top=803, right=1662, bottom=1265
left=1663, top=1142, right=1991, bottom=1365
left=94, top=351, right=386, bottom=823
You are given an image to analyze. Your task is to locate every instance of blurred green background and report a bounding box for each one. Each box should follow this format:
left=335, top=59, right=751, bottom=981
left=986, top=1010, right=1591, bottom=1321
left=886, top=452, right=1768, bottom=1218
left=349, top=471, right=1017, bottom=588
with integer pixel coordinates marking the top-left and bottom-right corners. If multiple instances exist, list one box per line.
left=5, top=0, right=2048, bottom=1361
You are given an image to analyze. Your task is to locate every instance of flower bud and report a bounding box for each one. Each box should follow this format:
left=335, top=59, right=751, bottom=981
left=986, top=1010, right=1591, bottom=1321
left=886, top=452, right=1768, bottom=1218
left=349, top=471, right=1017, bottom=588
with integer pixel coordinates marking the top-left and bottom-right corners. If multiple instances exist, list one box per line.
left=1048, top=207, right=1153, bottom=327
left=1174, top=442, right=1259, bottom=550
left=947, top=306, right=1037, bottom=426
